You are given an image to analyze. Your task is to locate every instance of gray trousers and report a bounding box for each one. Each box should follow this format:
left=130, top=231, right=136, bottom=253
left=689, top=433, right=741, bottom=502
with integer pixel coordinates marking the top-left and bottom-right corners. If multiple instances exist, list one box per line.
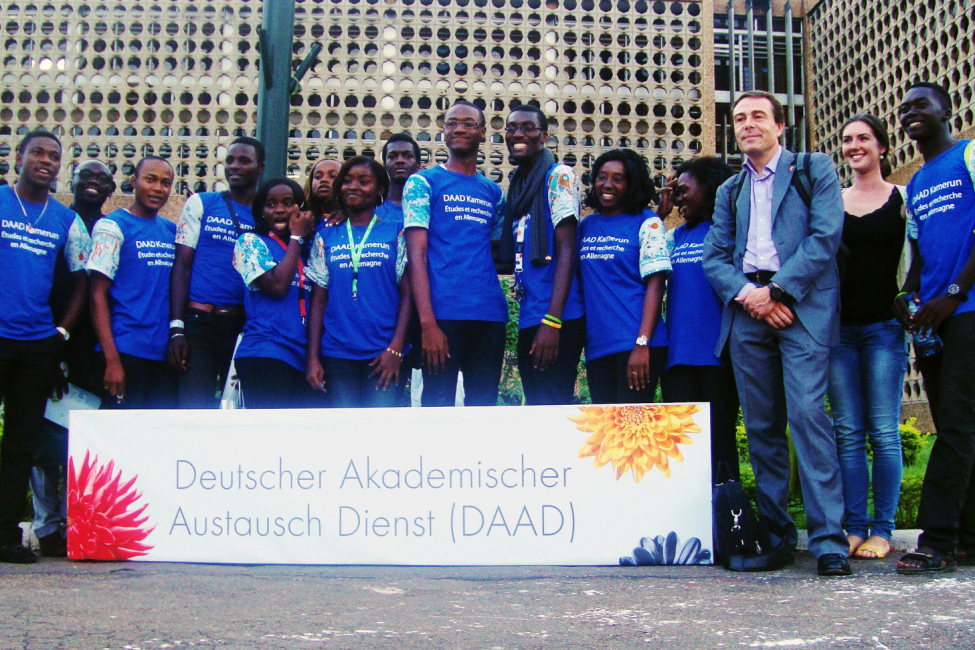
left=730, top=307, right=847, bottom=558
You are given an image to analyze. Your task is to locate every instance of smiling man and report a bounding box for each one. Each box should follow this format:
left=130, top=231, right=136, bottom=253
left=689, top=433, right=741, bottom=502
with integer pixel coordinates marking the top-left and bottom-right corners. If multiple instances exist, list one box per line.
left=29, top=158, right=115, bottom=558
left=893, top=81, right=975, bottom=575
left=702, top=90, right=850, bottom=577
left=168, top=136, right=264, bottom=408
left=403, top=101, right=508, bottom=406
left=88, top=156, right=178, bottom=410
left=0, top=129, right=92, bottom=564
left=499, top=104, right=584, bottom=405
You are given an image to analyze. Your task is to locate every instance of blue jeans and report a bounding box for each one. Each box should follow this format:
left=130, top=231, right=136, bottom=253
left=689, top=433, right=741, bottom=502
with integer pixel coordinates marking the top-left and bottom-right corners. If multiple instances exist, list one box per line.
left=30, top=463, right=66, bottom=539
left=827, top=319, right=908, bottom=541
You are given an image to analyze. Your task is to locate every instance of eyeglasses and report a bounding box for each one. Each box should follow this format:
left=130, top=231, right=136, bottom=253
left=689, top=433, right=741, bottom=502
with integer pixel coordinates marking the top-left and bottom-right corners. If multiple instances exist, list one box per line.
left=76, top=169, right=113, bottom=184
left=444, top=119, right=482, bottom=130
left=504, top=124, right=542, bottom=136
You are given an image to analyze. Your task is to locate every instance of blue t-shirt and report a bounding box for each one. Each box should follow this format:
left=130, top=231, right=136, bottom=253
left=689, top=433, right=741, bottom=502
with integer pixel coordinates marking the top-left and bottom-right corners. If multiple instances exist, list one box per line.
left=374, top=200, right=404, bottom=223
left=87, top=209, right=176, bottom=361
left=308, top=218, right=408, bottom=361
left=512, top=164, right=585, bottom=329
left=403, top=164, right=508, bottom=322
left=906, top=140, right=975, bottom=317
left=232, top=233, right=310, bottom=371
left=665, top=222, right=727, bottom=369
left=578, top=208, right=671, bottom=360
left=0, top=186, right=91, bottom=340
left=176, top=192, right=255, bottom=307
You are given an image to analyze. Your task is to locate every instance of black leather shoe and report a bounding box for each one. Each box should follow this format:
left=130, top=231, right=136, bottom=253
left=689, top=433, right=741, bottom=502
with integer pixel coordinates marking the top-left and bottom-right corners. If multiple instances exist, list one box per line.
left=0, top=544, right=38, bottom=564
left=817, top=553, right=853, bottom=577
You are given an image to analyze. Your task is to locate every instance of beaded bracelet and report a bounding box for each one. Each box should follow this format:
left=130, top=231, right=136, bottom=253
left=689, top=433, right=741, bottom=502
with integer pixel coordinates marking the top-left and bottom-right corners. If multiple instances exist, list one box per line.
left=385, top=347, right=403, bottom=357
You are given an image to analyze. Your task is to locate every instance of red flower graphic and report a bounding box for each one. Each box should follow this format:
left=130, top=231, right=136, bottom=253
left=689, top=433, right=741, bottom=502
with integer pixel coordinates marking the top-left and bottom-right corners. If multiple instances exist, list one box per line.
left=68, top=452, right=155, bottom=560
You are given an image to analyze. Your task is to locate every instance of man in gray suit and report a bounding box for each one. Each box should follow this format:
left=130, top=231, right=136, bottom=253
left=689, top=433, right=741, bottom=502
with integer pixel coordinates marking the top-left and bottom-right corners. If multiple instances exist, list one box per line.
left=703, top=90, right=851, bottom=576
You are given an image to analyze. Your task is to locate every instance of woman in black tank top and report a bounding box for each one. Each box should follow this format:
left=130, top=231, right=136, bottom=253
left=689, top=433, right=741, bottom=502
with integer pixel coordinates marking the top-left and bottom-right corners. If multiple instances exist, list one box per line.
left=828, top=114, right=911, bottom=561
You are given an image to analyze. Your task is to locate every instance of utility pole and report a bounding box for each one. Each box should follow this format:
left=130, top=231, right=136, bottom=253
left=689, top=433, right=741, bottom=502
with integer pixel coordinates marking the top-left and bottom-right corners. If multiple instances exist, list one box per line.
left=256, top=0, right=296, bottom=179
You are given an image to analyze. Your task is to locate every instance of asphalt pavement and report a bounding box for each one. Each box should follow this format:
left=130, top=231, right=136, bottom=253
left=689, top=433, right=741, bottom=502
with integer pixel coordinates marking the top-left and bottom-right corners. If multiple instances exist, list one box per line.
left=3, top=545, right=975, bottom=650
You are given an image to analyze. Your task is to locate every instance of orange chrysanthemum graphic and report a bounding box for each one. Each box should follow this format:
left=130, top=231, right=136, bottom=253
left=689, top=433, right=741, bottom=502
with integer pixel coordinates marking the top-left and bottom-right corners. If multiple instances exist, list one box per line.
left=68, top=451, right=155, bottom=560
left=571, top=404, right=702, bottom=481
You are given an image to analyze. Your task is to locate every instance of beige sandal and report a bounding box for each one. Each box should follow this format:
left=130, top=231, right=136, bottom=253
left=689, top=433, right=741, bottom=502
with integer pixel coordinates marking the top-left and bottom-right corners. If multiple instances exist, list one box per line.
left=854, top=536, right=890, bottom=559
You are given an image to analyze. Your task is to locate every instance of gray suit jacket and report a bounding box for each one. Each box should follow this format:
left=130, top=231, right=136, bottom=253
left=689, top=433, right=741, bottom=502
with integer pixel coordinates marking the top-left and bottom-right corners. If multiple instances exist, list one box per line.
left=702, top=148, right=844, bottom=353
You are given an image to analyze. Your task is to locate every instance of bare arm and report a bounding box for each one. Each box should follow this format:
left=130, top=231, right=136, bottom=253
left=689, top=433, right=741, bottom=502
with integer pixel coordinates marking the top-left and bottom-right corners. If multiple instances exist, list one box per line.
left=406, top=227, right=449, bottom=373
left=369, top=273, right=414, bottom=389
left=57, top=269, right=89, bottom=333
left=626, top=272, right=666, bottom=392
left=305, top=283, right=328, bottom=392
left=167, top=244, right=195, bottom=370
left=531, top=219, right=577, bottom=370
left=90, top=272, right=124, bottom=397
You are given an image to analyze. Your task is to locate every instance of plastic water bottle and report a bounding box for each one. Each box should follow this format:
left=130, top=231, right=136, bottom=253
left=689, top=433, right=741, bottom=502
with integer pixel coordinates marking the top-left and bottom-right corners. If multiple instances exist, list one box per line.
left=907, top=300, right=943, bottom=358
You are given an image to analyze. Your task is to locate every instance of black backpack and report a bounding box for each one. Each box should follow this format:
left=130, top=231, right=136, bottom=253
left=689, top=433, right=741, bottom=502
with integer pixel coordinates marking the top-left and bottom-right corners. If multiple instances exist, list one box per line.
left=712, top=463, right=793, bottom=571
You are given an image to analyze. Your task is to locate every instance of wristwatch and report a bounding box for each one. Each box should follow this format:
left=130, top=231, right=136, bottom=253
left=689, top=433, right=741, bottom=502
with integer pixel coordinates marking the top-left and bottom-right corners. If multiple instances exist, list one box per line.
left=947, top=284, right=968, bottom=301
left=768, top=282, right=786, bottom=302
left=290, top=234, right=304, bottom=244
left=635, top=335, right=648, bottom=347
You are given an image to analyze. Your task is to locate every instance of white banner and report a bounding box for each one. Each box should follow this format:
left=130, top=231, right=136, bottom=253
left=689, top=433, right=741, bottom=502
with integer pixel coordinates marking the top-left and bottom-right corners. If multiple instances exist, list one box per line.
left=67, top=404, right=712, bottom=566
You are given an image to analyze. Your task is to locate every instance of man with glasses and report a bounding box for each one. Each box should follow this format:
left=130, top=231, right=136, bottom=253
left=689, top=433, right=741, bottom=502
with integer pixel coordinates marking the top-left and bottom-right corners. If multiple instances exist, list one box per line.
left=499, top=105, right=584, bottom=405
left=403, top=101, right=508, bottom=406
left=167, top=137, right=264, bottom=408
left=29, top=159, right=114, bottom=557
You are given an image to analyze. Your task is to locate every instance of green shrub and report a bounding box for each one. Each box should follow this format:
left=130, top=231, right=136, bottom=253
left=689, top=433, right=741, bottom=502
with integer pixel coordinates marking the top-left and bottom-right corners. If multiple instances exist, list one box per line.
left=895, top=475, right=925, bottom=530
left=899, top=417, right=928, bottom=467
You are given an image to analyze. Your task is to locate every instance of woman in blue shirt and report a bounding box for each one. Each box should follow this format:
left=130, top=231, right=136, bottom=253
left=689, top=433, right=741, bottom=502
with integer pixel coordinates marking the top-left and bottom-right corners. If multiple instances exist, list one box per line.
left=306, top=157, right=411, bottom=408
left=658, top=157, right=740, bottom=483
left=232, top=177, right=316, bottom=409
left=578, top=149, right=670, bottom=404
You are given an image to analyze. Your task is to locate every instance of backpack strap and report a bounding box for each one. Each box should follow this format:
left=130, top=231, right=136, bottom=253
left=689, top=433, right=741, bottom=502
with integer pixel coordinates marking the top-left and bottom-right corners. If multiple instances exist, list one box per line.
left=728, top=170, right=748, bottom=221
left=789, top=152, right=813, bottom=209
left=220, top=191, right=249, bottom=238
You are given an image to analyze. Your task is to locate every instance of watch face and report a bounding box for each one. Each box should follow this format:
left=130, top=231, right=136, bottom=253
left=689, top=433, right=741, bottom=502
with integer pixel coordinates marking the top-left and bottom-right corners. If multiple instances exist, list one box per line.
left=948, top=284, right=960, bottom=296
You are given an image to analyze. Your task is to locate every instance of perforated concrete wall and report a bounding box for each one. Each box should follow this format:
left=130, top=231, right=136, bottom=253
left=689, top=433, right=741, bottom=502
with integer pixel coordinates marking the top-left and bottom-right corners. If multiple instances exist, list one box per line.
left=0, top=0, right=715, bottom=195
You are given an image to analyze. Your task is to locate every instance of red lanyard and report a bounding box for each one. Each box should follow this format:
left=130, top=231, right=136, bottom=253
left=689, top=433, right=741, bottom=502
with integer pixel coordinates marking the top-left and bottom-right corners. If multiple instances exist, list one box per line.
left=268, top=232, right=307, bottom=323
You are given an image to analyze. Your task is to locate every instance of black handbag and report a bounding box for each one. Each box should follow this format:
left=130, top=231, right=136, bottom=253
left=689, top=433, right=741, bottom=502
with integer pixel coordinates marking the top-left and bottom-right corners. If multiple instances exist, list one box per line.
left=712, top=463, right=792, bottom=571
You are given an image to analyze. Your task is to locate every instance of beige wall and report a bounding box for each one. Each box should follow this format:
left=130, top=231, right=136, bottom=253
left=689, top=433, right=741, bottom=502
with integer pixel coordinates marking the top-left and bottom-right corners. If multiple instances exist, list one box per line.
left=804, top=0, right=975, bottom=183
left=1, top=0, right=713, bottom=196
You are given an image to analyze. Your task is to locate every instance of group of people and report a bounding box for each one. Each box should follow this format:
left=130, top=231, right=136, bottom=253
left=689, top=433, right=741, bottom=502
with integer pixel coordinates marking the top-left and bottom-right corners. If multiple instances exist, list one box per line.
left=0, top=83, right=973, bottom=580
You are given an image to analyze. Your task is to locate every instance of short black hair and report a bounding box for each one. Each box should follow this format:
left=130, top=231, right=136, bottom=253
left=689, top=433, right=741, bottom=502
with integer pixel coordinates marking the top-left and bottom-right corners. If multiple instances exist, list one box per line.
left=732, top=90, right=786, bottom=125
left=507, top=104, right=548, bottom=132
left=673, top=156, right=735, bottom=217
left=382, top=133, right=421, bottom=164
left=133, top=155, right=173, bottom=178
left=333, top=156, right=390, bottom=211
left=229, top=136, right=266, bottom=165
left=584, top=149, right=657, bottom=214
left=17, top=128, right=61, bottom=155
left=251, top=176, right=306, bottom=237
left=447, top=100, right=485, bottom=126
left=906, top=81, right=953, bottom=112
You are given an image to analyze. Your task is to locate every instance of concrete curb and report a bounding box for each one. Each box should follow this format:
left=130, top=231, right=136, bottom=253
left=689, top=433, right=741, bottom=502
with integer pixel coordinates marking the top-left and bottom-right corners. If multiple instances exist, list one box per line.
left=22, top=522, right=922, bottom=557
